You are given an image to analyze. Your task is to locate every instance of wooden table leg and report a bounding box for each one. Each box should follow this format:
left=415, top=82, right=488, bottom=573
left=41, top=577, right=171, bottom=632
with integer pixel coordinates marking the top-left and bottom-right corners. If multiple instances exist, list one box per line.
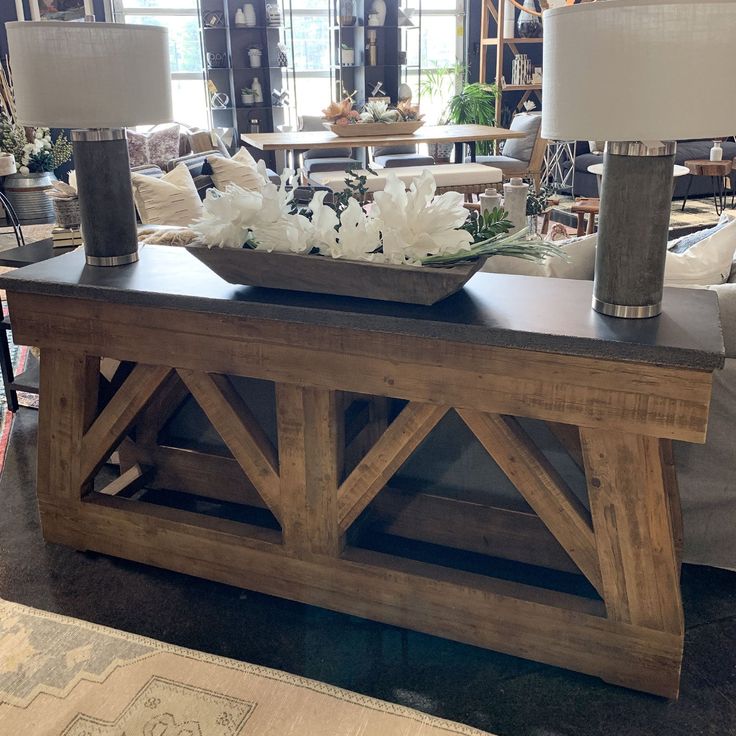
left=580, top=427, right=684, bottom=697
left=36, top=348, right=100, bottom=548
left=276, top=383, right=344, bottom=556
left=576, top=212, right=585, bottom=236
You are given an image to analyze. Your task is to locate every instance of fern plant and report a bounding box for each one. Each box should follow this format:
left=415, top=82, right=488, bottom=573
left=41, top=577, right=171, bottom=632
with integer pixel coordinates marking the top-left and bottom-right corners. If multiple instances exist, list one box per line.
left=447, top=83, right=497, bottom=155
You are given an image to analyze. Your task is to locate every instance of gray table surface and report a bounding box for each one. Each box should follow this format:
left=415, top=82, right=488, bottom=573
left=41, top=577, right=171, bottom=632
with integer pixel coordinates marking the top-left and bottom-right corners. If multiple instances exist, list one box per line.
left=0, top=245, right=725, bottom=371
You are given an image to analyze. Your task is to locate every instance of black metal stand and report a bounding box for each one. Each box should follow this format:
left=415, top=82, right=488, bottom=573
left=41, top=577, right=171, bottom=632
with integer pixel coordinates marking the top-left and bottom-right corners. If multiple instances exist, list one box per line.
left=713, top=174, right=728, bottom=216
left=0, top=190, right=26, bottom=412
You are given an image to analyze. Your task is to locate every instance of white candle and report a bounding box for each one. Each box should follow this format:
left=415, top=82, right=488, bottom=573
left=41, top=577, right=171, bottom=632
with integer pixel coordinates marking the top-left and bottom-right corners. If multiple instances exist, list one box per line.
left=15, top=0, right=24, bottom=21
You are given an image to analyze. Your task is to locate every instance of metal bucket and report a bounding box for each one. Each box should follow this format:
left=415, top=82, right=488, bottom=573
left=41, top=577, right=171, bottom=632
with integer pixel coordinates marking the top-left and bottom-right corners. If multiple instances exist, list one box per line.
left=3, top=171, right=56, bottom=224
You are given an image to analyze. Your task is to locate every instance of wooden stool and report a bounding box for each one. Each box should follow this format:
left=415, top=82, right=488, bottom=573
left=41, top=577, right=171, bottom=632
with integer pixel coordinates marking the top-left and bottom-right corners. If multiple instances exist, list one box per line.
left=571, top=198, right=600, bottom=236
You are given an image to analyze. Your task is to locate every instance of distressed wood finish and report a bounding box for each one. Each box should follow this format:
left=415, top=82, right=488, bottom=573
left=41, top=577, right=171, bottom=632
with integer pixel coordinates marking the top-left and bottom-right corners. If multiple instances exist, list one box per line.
left=8, top=277, right=720, bottom=699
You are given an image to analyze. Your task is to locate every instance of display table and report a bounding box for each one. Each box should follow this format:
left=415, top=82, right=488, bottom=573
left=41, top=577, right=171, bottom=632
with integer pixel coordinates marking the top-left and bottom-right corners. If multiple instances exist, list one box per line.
left=0, top=246, right=725, bottom=699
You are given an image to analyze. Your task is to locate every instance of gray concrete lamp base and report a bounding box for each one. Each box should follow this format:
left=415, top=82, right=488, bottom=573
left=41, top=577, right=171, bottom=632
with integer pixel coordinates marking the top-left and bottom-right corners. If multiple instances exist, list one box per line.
left=593, top=141, right=676, bottom=319
left=71, top=128, right=139, bottom=268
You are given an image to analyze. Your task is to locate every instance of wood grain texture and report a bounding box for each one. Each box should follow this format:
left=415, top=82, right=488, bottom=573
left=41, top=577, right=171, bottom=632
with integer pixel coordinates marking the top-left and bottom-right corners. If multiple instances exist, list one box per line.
left=457, top=410, right=602, bottom=596
left=338, top=402, right=449, bottom=532
left=276, top=384, right=343, bottom=554
left=178, top=369, right=282, bottom=522
left=80, top=363, right=170, bottom=486
left=580, top=428, right=684, bottom=635
left=9, top=295, right=713, bottom=442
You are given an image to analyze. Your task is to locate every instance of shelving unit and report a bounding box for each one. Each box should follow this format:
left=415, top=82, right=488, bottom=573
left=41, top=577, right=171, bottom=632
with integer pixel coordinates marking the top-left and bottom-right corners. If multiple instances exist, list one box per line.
left=200, top=0, right=297, bottom=164
left=329, top=0, right=422, bottom=106
left=479, top=0, right=592, bottom=125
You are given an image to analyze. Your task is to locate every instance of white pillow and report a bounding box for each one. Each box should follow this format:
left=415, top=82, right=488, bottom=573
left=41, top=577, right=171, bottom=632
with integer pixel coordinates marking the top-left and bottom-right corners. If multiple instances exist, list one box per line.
left=665, top=212, right=736, bottom=286
left=482, top=233, right=596, bottom=281
left=208, top=147, right=264, bottom=191
left=131, top=163, right=202, bottom=227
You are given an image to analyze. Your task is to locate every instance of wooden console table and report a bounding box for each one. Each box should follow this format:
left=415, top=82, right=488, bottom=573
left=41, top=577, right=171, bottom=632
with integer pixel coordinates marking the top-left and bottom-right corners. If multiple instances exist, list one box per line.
left=0, top=246, right=724, bottom=699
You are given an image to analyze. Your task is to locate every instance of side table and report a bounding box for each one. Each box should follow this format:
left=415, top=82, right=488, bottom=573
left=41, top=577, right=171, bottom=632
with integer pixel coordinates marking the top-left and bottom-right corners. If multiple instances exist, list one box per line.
left=571, top=197, right=600, bottom=236
left=682, top=159, right=733, bottom=215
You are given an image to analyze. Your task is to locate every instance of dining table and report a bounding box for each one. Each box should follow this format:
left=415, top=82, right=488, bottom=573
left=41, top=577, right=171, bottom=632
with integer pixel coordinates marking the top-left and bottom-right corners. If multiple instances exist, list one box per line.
left=241, top=124, right=524, bottom=168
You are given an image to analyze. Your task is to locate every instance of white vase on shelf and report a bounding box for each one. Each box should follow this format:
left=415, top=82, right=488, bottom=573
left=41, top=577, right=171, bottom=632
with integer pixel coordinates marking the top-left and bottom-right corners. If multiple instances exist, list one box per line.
left=234, top=8, right=246, bottom=26
left=243, top=3, right=257, bottom=26
left=371, top=0, right=386, bottom=26
left=252, top=78, right=263, bottom=104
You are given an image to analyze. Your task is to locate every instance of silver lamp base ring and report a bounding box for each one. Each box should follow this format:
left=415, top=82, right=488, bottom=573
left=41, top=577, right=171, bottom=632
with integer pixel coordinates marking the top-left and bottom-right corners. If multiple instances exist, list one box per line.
left=592, top=297, right=661, bottom=319
left=85, top=251, right=139, bottom=267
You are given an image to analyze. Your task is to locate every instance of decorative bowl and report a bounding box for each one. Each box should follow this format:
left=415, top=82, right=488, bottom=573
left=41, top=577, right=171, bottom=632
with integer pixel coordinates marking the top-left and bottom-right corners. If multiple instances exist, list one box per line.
left=322, top=120, right=424, bottom=137
left=186, top=245, right=483, bottom=305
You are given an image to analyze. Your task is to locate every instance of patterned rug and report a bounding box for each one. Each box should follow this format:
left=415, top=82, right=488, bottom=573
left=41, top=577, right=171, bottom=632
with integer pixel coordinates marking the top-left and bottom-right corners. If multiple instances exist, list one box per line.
left=0, top=599, right=494, bottom=735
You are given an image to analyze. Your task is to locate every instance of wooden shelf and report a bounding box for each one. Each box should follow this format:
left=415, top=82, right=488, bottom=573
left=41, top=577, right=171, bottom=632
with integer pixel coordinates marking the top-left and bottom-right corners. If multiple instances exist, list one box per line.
left=482, top=37, right=544, bottom=45
left=502, top=84, right=542, bottom=91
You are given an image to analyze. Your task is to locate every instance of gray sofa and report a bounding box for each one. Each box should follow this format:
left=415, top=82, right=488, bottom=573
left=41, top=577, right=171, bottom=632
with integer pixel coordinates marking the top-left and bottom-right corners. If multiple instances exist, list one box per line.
left=572, top=139, right=736, bottom=199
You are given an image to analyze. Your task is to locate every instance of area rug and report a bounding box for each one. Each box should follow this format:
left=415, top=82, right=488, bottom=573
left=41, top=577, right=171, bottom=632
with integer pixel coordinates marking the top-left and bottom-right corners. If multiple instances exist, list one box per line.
left=0, top=599, right=494, bottom=735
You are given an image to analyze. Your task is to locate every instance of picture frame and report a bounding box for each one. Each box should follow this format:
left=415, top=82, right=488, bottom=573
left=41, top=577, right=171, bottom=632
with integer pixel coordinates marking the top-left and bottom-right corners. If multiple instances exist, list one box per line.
left=27, top=0, right=94, bottom=21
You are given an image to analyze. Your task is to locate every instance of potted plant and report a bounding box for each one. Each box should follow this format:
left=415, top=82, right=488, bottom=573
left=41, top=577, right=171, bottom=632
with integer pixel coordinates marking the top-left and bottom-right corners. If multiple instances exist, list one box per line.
left=0, top=59, right=72, bottom=223
left=241, top=87, right=255, bottom=105
left=446, top=82, right=497, bottom=155
left=419, top=63, right=467, bottom=162
left=340, top=43, right=354, bottom=66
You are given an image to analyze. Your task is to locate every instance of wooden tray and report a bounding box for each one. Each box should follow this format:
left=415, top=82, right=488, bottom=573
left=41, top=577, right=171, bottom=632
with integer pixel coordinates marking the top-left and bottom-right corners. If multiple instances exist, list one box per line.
left=186, top=246, right=483, bottom=305
left=323, top=120, right=424, bottom=137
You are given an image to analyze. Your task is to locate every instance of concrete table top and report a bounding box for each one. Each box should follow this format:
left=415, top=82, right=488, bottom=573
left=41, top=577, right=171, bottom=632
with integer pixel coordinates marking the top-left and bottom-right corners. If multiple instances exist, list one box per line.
left=0, top=245, right=725, bottom=371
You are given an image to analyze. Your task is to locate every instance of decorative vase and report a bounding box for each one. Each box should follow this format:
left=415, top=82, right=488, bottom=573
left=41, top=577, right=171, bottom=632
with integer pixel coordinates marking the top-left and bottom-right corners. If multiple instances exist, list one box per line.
left=341, top=47, right=354, bottom=65
left=479, top=187, right=503, bottom=216
left=371, top=0, right=386, bottom=26
left=243, top=3, right=257, bottom=26
left=526, top=214, right=542, bottom=241
left=503, top=177, right=528, bottom=234
left=252, top=78, right=263, bottom=104
left=241, top=92, right=255, bottom=105
left=248, top=47, right=262, bottom=67
left=503, top=0, right=515, bottom=38
left=516, top=0, right=542, bottom=38
left=339, top=0, right=356, bottom=26
left=710, top=140, right=724, bottom=162
left=4, top=171, right=57, bottom=224
left=398, top=83, right=412, bottom=101
left=234, top=8, right=246, bottom=26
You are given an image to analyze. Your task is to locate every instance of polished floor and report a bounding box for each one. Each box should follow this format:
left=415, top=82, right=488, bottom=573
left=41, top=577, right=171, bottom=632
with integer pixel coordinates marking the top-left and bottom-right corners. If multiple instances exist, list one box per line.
left=2, top=409, right=736, bottom=736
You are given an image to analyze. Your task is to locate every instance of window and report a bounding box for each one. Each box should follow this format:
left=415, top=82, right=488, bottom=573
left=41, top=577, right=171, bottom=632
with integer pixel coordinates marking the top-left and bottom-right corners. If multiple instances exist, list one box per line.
left=419, top=0, right=465, bottom=125
left=288, top=0, right=332, bottom=116
left=112, top=0, right=209, bottom=128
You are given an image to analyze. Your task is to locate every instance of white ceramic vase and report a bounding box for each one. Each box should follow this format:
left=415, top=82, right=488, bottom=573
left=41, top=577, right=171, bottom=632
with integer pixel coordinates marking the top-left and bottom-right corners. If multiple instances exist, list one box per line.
left=371, top=0, right=386, bottom=26
left=234, top=8, right=246, bottom=26
left=243, top=3, right=257, bottom=26
left=252, top=78, right=263, bottom=103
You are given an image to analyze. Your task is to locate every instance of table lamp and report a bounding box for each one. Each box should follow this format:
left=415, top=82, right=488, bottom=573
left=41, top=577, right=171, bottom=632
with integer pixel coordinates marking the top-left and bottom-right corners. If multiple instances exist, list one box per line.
left=6, top=21, right=172, bottom=266
left=542, top=0, right=736, bottom=318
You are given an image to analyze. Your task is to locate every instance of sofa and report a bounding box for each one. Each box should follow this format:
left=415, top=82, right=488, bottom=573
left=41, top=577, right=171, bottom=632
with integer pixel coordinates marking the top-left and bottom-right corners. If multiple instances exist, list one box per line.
left=571, top=139, right=736, bottom=199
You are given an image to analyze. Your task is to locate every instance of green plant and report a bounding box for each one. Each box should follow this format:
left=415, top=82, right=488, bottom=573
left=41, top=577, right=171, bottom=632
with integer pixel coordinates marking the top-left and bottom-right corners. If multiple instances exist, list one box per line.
left=526, top=186, right=552, bottom=216
left=418, top=62, right=466, bottom=124
left=446, top=83, right=497, bottom=154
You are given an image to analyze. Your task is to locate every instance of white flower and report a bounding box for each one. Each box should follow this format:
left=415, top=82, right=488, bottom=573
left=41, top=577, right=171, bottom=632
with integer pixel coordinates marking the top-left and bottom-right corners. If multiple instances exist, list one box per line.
left=192, top=184, right=262, bottom=248
left=18, top=165, right=29, bottom=175
left=333, top=198, right=382, bottom=261
left=22, top=143, right=35, bottom=154
left=371, top=170, right=472, bottom=264
left=307, top=190, right=339, bottom=255
left=522, top=100, right=536, bottom=112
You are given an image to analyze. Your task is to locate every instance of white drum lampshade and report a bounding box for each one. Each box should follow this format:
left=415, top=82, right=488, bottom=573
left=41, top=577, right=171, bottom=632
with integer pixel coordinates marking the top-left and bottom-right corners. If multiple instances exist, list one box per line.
left=541, top=0, right=736, bottom=142
left=6, top=21, right=172, bottom=129
left=540, top=0, right=736, bottom=320
left=5, top=21, right=173, bottom=267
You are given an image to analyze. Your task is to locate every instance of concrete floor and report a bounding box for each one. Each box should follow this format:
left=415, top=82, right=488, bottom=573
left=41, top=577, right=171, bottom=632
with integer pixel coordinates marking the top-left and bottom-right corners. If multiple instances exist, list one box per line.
left=2, top=409, right=736, bottom=736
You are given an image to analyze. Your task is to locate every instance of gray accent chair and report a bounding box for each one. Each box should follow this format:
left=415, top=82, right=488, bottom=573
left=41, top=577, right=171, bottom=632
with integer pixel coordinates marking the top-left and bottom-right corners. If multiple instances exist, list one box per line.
left=299, top=115, right=361, bottom=175
left=372, top=144, right=435, bottom=169
left=471, top=112, right=546, bottom=189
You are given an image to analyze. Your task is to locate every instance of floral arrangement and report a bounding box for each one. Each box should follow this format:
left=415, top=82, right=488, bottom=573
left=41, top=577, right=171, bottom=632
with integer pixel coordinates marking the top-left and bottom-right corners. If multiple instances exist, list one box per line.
left=0, top=57, right=72, bottom=175
left=191, top=167, right=564, bottom=269
left=322, top=95, right=424, bottom=127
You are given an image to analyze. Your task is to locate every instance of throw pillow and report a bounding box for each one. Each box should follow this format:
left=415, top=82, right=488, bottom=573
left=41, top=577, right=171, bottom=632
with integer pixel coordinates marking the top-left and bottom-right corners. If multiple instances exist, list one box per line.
left=207, top=147, right=264, bottom=191
left=131, top=163, right=203, bottom=227
left=126, top=125, right=181, bottom=169
left=665, top=212, right=736, bottom=286
left=189, top=129, right=230, bottom=157
left=501, top=113, right=541, bottom=163
left=482, top=233, right=596, bottom=281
